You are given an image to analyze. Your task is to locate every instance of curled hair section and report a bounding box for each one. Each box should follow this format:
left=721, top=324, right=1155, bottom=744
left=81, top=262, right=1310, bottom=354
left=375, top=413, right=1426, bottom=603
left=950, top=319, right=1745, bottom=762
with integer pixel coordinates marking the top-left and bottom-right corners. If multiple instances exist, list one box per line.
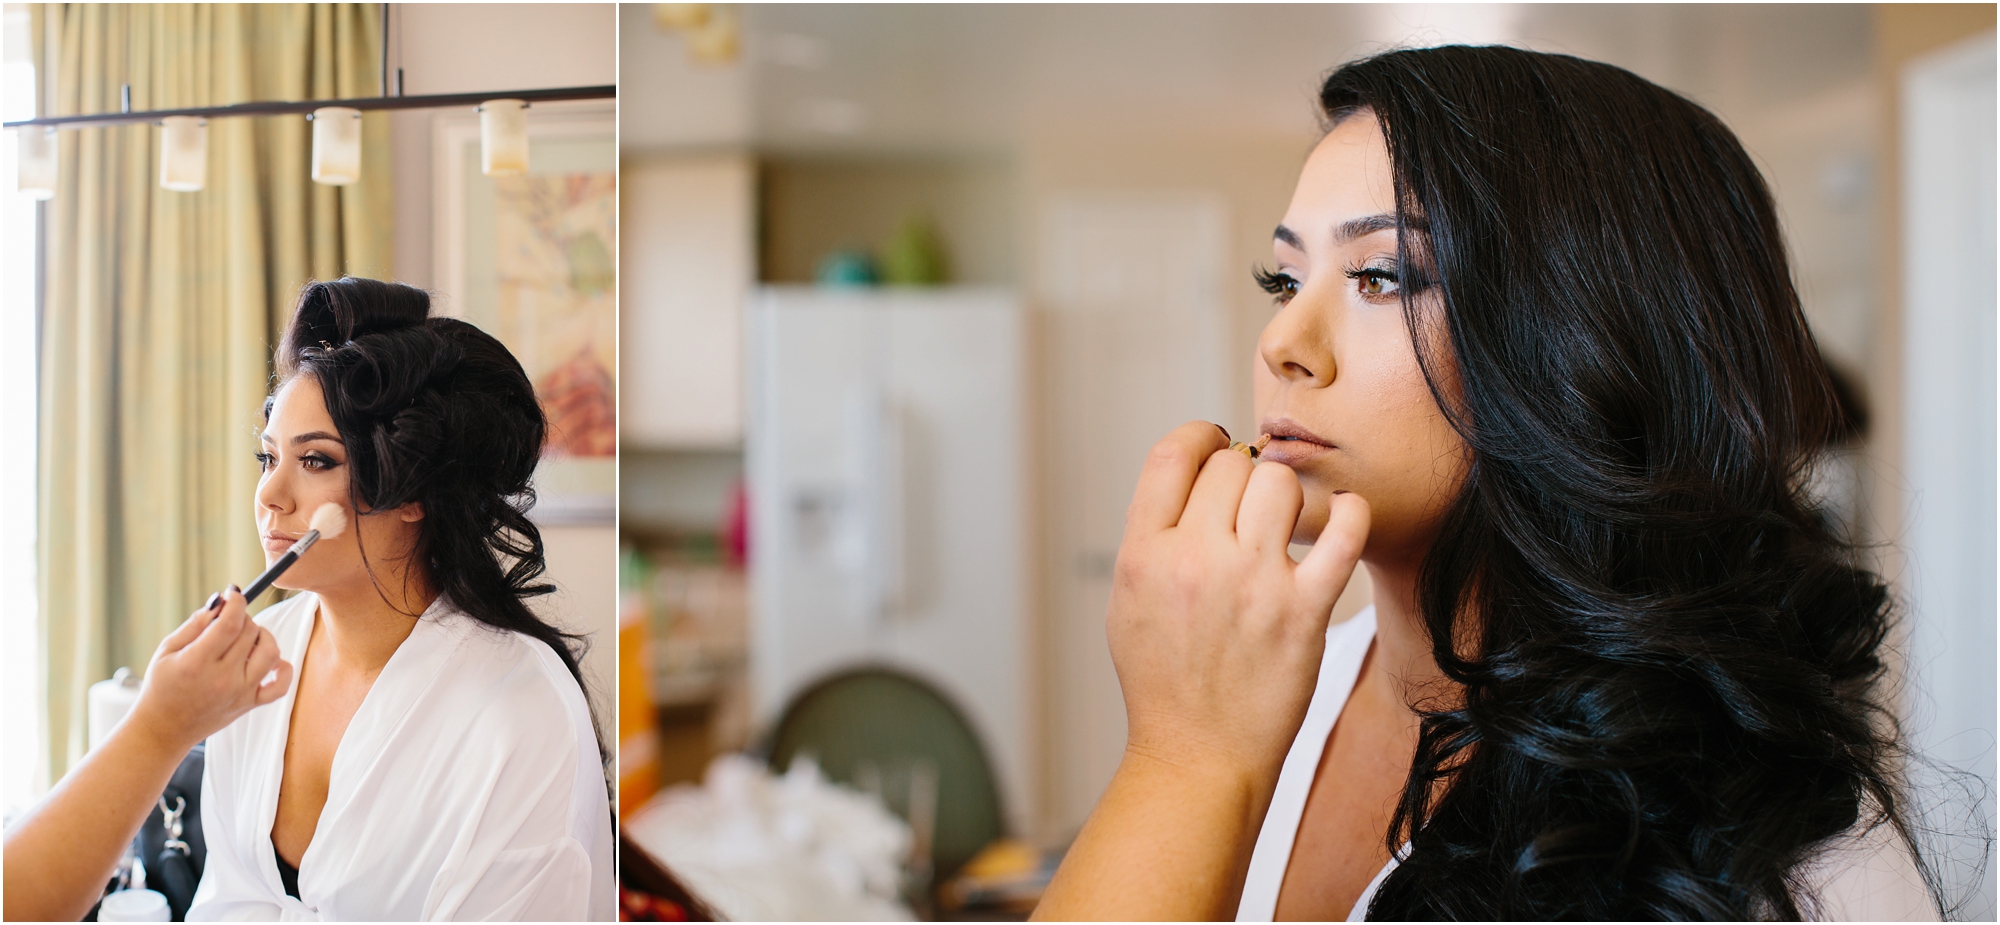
left=1309, top=47, right=1939, bottom=919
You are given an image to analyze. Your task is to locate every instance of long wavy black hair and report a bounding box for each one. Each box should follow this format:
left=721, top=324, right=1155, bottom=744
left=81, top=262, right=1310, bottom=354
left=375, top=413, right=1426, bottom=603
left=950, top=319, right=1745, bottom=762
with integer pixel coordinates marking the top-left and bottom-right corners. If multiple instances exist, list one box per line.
left=1309, top=47, right=1935, bottom=919
left=271, top=277, right=601, bottom=759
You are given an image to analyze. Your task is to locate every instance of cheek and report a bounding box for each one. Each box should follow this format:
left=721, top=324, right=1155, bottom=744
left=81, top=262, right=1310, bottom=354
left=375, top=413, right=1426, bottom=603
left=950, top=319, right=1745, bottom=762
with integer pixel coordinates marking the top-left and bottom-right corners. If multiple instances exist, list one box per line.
left=1251, top=358, right=1279, bottom=417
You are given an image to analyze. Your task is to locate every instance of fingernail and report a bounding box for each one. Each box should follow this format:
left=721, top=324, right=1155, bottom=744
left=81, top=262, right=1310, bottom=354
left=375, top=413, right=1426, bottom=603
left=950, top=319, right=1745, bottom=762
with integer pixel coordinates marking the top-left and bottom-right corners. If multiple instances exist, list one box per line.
left=227, top=584, right=241, bottom=596
left=205, top=593, right=222, bottom=611
left=1215, top=423, right=1231, bottom=441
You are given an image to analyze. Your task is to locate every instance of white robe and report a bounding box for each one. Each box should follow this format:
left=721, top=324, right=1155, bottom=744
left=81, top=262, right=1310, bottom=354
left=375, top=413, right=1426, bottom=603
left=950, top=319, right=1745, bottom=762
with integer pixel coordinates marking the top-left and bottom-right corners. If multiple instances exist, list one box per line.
left=188, top=592, right=614, bottom=921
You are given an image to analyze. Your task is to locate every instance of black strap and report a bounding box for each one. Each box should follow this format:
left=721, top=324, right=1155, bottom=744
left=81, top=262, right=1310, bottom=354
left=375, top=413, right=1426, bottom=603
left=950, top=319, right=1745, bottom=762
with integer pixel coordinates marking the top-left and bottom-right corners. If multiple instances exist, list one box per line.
left=274, top=844, right=302, bottom=900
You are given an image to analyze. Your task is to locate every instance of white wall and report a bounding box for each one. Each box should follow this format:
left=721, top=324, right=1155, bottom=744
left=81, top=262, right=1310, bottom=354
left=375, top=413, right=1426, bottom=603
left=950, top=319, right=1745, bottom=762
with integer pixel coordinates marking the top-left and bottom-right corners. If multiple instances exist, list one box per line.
left=387, top=3, right=619, bottom=725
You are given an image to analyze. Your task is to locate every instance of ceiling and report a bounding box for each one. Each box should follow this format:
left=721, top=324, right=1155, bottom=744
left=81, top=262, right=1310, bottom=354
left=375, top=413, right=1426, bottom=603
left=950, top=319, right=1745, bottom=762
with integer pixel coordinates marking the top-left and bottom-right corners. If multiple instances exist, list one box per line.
left=619, top=3, right=1875, bottom=155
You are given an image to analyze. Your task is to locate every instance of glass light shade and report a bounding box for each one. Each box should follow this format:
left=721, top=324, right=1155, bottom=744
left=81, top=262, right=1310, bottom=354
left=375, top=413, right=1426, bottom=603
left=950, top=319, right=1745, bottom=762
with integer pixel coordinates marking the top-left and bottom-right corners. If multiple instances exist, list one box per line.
left=16, top=128, right=56, bottom=200
left=653, top=3, right=710, bottom=31
left=480, top=100, right=529, bottom=178
left=158, top=116, right=207, bottom=192
left=310, top=107, right=362, bottom=186
left=687, top=15, right=741, bottom=65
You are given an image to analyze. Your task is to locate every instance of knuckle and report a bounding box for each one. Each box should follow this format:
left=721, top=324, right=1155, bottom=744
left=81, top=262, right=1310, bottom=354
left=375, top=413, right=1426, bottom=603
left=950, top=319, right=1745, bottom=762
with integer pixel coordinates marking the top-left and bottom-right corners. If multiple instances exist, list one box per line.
left=1145, top=440, right=1194, bottom=469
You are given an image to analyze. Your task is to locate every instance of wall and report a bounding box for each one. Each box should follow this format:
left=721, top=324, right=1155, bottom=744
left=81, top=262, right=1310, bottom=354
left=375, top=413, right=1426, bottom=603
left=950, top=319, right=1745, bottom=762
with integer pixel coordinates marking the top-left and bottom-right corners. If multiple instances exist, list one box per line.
left=387, top=3, right=619, bottom=725
left=1868, top=6, right=1998, bottom=918
left=388, top=3, right=617, bottom=288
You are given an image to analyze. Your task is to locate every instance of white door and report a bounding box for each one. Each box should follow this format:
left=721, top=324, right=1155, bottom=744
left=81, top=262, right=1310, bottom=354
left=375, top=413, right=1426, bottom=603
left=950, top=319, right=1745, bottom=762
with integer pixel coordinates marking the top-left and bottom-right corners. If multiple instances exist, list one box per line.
left=1036, top=192, right=1231, bottom=837
left=1900, top=31, right=1997, bottom=920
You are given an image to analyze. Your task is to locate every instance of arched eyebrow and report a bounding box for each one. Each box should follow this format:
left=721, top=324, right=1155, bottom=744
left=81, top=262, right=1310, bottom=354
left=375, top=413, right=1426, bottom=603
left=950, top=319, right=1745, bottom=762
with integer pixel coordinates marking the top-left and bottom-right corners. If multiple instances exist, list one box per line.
left=1274, top=213, right=1403, bottom=250
left=259, top=430, right=342, bottom=446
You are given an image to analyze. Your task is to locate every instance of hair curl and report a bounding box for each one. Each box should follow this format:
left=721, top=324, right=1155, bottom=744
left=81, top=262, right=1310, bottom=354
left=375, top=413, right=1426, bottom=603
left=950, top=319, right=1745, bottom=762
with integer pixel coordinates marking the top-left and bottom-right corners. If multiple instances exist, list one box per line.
left=1308, top=47, right=1938, bottom=919
left=272, top=277, right=601, bottom=759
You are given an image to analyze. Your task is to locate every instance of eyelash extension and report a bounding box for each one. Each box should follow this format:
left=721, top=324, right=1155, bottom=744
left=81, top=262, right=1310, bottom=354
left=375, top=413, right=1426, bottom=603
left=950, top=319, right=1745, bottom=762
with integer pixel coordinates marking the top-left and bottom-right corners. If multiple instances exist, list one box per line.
left=254, top=451, right=275, bottom=469
left=1343, top=265, right=1400, bottom=285
left=1253, top=265, right=1299, bottom=302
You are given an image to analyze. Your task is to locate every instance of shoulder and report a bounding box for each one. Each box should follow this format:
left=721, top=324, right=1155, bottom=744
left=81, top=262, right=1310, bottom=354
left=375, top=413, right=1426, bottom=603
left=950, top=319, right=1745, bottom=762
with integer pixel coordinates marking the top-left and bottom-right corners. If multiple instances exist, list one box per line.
left=425, top=602, right=594, bottom=748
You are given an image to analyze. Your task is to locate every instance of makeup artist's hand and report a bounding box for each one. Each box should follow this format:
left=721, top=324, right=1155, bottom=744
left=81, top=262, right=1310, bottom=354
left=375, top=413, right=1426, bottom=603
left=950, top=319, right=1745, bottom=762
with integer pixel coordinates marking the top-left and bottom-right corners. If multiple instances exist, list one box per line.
left=2, top=588, right=293, bottom=923
left=1036, top=420, right=1369, bottom=921
left=128, top=586, right=294, bottom=753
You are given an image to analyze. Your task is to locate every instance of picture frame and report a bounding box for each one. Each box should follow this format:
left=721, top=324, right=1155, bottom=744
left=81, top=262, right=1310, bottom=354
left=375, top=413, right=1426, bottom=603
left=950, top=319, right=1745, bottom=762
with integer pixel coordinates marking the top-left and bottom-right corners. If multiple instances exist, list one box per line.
left=434, top=104, right=617, bottom=525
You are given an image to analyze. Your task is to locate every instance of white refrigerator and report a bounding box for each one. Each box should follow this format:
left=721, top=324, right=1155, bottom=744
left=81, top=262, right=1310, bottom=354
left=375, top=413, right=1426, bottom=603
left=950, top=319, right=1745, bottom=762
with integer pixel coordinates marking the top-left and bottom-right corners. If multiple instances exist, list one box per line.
left=745, top=285, right=1032, bottom=837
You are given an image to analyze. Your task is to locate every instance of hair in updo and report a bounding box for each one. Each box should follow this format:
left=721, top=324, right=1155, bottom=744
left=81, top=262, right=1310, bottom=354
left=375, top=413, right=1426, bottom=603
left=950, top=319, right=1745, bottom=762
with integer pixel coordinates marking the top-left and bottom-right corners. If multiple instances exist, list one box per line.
left=273, top=277, right=595, bottom=739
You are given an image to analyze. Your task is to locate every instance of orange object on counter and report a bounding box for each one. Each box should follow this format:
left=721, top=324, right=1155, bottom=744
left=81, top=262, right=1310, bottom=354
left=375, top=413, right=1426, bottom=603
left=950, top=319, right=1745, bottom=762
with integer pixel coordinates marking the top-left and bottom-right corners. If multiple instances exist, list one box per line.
left=618, top=552, right=660, bottom=816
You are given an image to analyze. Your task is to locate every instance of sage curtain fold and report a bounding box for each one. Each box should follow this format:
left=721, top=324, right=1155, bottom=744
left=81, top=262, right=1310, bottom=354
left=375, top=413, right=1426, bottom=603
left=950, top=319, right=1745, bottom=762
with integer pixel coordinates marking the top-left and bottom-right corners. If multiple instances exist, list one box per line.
left=36, top=3, right=394, bottom=782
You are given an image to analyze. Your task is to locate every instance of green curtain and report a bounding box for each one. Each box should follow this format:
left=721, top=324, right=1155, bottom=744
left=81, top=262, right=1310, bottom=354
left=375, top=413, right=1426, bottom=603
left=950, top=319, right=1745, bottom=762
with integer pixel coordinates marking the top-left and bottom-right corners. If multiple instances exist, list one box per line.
left=36, top=3, right=395, bottom=782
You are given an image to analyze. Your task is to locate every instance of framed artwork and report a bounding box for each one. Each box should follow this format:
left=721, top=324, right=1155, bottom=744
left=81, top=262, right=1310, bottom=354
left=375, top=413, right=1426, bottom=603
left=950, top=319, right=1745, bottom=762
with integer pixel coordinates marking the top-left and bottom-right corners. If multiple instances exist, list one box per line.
left=434, top=105, right=616, bottom=524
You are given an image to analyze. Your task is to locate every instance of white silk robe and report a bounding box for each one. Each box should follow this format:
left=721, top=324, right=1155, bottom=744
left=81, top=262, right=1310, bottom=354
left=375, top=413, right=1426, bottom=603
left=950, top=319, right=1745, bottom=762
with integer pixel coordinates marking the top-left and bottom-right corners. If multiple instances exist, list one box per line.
left=187, top=592, right=613, bottom=921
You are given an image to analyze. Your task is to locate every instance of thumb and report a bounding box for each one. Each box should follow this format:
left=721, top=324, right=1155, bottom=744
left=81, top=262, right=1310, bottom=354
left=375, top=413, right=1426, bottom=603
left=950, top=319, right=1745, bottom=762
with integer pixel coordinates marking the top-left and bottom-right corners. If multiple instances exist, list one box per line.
left=253, top=658, right=295, bottom=707
left=1295, top=491, right=1371, bottom=615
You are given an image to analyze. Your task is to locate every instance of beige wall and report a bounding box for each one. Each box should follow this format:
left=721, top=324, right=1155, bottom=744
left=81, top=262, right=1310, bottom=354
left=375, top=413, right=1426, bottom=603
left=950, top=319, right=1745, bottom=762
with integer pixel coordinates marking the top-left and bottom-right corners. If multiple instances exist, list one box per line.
left=386, top=3, right=620, bottom=726
left=388, top=3, right=617, bottom=288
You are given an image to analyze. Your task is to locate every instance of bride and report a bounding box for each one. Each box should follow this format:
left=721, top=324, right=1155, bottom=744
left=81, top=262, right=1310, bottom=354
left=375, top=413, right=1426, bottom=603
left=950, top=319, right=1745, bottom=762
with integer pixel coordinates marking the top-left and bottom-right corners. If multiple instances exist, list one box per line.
left=187, top=277, right=612, bottom=921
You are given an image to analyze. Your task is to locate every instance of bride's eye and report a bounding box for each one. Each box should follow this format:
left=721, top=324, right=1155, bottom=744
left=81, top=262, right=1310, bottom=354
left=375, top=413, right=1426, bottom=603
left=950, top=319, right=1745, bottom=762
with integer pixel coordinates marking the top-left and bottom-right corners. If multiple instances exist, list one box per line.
left=1343, top=266, right=1401, bottom=301
left=1253, top=266, right=1301, bottom=304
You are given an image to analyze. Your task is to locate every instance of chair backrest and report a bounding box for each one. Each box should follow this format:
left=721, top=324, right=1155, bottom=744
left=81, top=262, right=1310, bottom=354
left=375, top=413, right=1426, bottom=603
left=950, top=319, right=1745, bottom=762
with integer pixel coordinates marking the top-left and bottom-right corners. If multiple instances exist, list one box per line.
left=765, top=667, right=1004, bottom=886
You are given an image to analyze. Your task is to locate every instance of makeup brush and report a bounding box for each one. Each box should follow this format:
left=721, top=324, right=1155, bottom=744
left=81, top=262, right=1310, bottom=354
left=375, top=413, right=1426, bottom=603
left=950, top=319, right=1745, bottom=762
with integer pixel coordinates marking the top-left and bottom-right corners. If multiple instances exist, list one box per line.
left=207, top=503, right=349, bottom=611
left=1231, top=434, right=1273, bottom=460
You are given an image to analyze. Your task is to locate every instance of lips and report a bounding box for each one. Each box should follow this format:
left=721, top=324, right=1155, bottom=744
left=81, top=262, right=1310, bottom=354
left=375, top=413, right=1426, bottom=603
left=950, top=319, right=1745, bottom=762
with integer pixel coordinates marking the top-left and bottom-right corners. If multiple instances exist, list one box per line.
left=1256, top=417, right=1335, bottom=465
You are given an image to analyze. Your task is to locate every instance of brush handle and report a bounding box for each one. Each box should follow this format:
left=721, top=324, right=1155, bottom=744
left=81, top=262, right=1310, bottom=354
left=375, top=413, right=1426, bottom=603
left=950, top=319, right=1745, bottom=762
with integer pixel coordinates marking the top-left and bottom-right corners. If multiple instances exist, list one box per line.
left=235, top=529, right=323, bottom=605
left=240, top=550, right=298, bottom=604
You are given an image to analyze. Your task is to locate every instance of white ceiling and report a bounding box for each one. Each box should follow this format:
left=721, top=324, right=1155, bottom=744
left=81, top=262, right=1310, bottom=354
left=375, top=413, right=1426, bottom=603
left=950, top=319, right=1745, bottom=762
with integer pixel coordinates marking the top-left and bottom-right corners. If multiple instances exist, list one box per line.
left=619, top=3, right=1874, bottom=155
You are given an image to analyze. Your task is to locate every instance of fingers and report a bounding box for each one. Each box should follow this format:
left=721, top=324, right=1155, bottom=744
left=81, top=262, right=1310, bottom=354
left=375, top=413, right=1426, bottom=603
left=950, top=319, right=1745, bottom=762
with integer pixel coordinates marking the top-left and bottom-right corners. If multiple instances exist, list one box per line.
left=1126, top=421, right=1232, bottom=535
left=1179, top=447, right=1254, bottom=533
left=1236, top=462, right=1305, bottom=554
left=188, top=586, right=248, bottom=661
left=1295, top=492, right=1372, bottom=614
left=220, top=599, right=261, bottom=667
left=160, top=602, right=219, bottom=654
left=254, top=658, right=295, bottom=706
left=242, top=625, right=281, bottom=684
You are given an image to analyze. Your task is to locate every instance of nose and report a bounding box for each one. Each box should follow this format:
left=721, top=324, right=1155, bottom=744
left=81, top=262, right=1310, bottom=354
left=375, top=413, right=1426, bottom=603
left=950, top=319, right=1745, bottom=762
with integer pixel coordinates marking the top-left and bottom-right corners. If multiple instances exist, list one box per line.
left=255, top=453, right=291, bottom=521
left=1258, top=289, right=1337, bottom=388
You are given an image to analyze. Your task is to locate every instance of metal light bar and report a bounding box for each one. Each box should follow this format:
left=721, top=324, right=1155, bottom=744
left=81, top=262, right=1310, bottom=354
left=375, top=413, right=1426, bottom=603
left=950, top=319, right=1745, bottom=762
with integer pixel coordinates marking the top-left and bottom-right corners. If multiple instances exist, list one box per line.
left=3, top=84, right=615, bottom=131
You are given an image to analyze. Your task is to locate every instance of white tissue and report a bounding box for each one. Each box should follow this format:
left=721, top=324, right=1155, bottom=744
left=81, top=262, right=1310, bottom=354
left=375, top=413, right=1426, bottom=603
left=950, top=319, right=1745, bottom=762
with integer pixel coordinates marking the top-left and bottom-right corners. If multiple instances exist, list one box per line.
left=623, top=753, right=917, bottom=921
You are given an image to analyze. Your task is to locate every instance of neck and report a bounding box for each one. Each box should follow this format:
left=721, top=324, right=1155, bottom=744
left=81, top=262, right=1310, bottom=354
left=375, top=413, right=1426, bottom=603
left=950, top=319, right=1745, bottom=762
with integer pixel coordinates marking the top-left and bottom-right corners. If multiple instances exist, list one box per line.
left=308, top=576, right=435, bottom=676
left=1361, top=557, right=1452, bottom=709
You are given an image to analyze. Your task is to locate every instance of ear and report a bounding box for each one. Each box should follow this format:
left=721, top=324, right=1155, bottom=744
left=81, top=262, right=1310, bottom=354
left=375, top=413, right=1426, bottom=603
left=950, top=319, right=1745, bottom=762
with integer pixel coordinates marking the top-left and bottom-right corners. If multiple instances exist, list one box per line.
left=397, top=501, right=426, bottom=524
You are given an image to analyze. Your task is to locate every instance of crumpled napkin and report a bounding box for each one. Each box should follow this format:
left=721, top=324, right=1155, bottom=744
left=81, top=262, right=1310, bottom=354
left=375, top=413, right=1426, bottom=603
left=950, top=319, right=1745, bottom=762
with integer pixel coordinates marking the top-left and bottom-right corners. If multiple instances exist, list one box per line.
left=624, top=753, right=917, bottom=921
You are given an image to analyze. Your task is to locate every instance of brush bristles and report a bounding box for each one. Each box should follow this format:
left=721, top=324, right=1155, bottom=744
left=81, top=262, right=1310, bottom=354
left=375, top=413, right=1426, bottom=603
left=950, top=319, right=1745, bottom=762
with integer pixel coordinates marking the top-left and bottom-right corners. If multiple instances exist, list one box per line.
left=309, top=503, right=348, bottom=540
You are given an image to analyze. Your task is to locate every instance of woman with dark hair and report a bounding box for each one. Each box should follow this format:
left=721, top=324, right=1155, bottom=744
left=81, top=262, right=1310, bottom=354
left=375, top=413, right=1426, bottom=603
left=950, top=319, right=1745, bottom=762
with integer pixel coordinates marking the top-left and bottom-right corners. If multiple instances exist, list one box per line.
left=1036, top=46, right=1940, bottom=921
left=187, top=278, right=613, bottom=920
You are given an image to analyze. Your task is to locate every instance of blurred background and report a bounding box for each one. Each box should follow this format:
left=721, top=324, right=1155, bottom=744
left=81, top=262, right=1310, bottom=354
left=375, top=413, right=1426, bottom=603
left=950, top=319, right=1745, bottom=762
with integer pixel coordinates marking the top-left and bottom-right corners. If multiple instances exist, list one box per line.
left=616, top=3, right=1995, bottom=919
left=3, top=2, right=619, bottom=860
